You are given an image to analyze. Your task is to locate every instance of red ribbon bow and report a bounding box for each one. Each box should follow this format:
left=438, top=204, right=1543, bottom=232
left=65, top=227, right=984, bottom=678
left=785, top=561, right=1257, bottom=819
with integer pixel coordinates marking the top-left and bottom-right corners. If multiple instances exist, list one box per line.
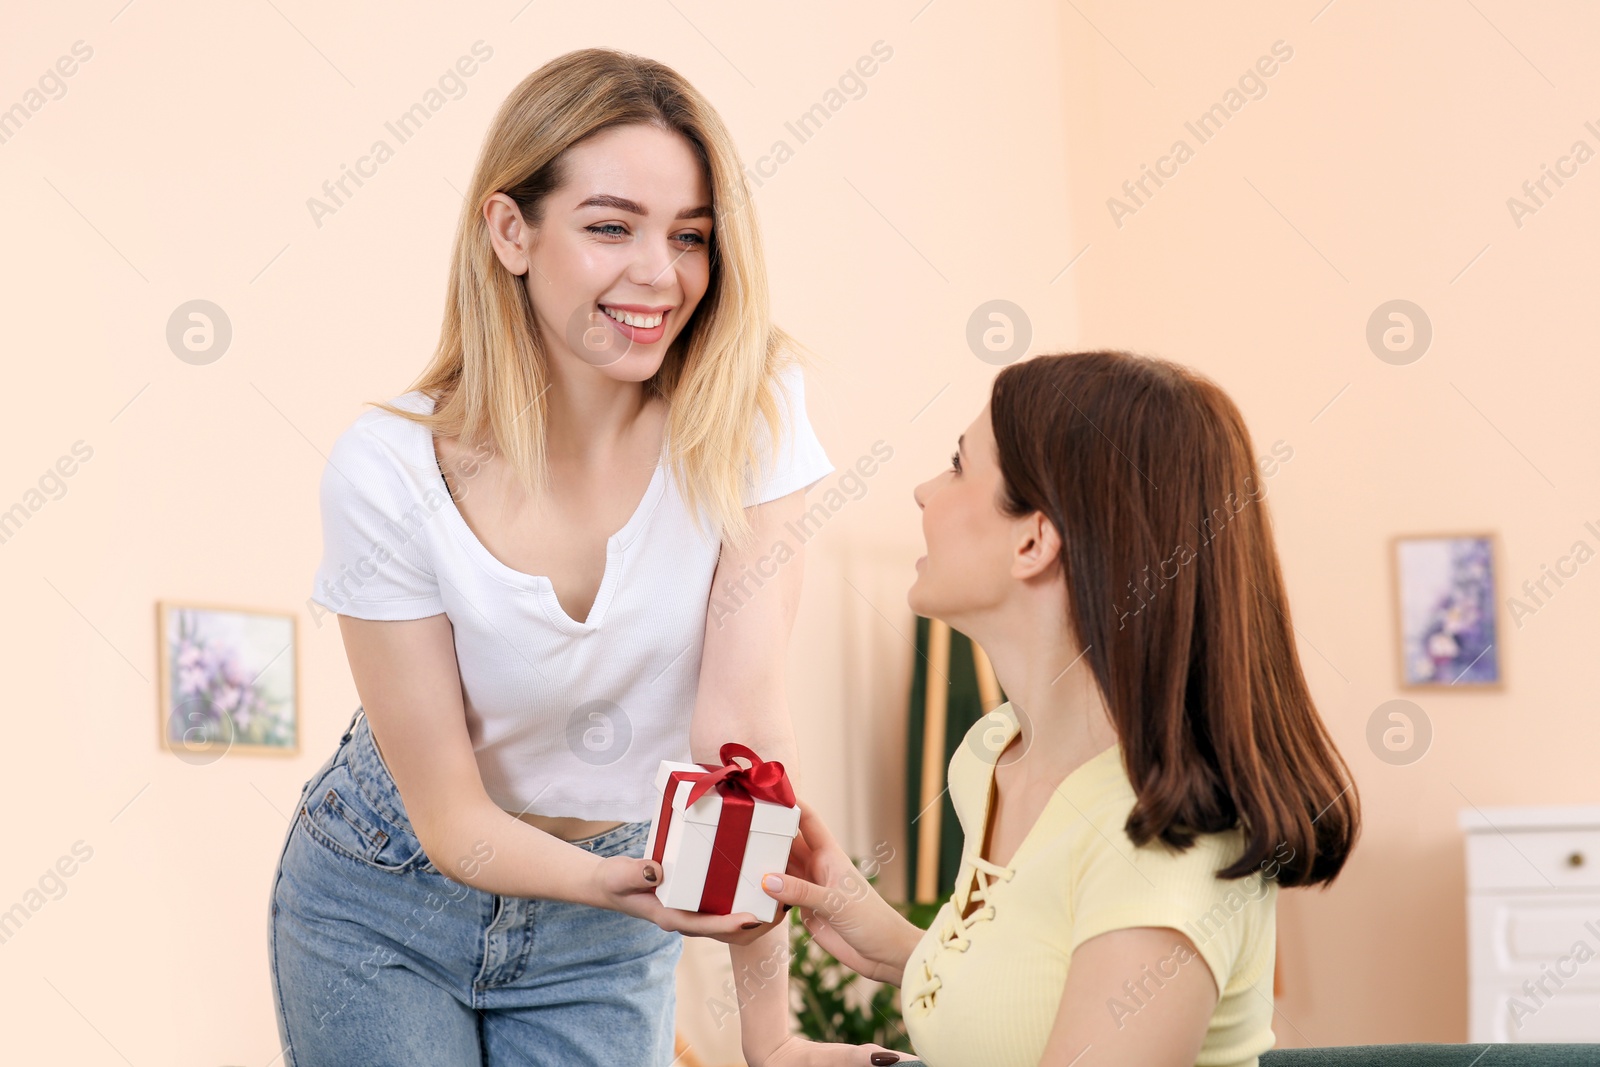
left=683, top=742, right=797, bottom=810
left=651, top=743, right=797, bottom=915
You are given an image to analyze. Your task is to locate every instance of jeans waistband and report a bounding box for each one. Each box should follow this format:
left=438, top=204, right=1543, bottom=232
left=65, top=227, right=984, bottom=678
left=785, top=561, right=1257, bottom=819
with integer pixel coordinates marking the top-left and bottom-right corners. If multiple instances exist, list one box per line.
left=341, top=706, right=418, bottom=835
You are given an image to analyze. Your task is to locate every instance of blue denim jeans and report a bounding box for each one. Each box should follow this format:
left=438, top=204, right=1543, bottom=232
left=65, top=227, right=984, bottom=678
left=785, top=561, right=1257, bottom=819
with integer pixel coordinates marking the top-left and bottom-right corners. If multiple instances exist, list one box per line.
left=268, top=706, right=684, bottom=1066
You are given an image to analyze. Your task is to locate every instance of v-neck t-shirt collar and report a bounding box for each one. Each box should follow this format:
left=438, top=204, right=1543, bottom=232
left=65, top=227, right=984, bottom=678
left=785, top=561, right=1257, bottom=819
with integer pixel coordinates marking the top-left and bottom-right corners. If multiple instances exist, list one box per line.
left=421, top=391, right=670, bottom=634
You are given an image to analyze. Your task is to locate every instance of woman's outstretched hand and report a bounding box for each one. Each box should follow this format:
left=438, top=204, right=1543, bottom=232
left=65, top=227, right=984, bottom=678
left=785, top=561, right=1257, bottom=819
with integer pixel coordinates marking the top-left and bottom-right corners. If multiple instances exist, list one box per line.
left=760, top=797, right=922, bottom=985
left=589, top=854, right=786, bottom=946
left=752, top=1034, right=906, bottom=1066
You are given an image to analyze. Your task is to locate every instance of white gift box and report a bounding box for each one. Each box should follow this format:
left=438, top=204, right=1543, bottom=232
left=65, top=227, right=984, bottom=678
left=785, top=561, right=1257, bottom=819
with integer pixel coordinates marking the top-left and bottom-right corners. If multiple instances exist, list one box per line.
left=645, top=757, right=801, bottom=923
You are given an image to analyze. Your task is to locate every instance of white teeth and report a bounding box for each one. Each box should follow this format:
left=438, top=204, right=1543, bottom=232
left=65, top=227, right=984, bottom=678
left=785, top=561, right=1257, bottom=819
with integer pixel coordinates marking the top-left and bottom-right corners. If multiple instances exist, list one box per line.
left=601, top=306, right=664, bottom=329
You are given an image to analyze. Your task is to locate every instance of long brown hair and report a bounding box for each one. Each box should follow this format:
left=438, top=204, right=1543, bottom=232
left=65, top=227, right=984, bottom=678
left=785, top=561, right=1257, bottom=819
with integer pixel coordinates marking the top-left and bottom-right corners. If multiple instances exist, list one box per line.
left=374, top=48, right=813, bottom=552
left=989, top=350, right=1358, bottom=887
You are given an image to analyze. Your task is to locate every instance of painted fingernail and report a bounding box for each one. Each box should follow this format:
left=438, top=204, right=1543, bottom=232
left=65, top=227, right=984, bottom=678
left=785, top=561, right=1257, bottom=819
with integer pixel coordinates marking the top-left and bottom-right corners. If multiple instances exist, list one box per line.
left=643, top=867, right=658, bottom=884
left=871, top=1055, right=900, bottom=1065
left=741, top=921, right=761, bottom=930
left=762, top=874, right=782, bottom=892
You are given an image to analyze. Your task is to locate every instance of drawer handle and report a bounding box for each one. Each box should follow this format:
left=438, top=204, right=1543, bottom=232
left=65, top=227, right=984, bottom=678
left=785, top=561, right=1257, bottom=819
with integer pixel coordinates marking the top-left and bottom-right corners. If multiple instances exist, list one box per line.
left=1568, top=851, right=1586, bottom=869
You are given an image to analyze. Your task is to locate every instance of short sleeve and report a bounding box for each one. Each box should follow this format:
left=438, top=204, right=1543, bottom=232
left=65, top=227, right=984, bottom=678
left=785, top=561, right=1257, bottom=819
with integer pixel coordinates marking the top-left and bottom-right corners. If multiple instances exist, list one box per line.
left=310, top=419, right=447, bottom=621
left=741, top=360, right=835, bottom=506
left=1067, top=826, right=1267, bottom=997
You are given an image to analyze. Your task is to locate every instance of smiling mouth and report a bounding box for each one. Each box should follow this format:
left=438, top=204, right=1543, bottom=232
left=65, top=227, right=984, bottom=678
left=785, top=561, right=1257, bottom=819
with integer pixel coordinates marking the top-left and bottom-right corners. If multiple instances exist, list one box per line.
left=597, top=304, right=670, bottom=344
left=599, top=305, right=667, bottom=329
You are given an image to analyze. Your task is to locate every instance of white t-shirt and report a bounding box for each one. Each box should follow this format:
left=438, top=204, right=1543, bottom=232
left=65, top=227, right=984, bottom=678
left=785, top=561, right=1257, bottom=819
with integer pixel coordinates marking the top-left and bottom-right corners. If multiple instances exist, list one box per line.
left=310, top=360, right=835, bottom=821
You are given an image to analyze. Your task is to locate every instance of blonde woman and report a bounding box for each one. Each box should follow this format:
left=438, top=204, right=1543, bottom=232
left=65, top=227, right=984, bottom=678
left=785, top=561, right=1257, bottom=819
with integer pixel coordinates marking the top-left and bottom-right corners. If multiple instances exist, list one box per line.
left=268, top=49, right=904, bottom=1067
left=762, top=351, right=1361, bottom=1067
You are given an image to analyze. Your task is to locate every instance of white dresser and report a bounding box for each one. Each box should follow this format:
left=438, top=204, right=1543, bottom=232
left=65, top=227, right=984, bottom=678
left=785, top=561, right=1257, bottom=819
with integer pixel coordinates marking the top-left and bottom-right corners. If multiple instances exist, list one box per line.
left=1460, top=805, right=1600, bottom=1041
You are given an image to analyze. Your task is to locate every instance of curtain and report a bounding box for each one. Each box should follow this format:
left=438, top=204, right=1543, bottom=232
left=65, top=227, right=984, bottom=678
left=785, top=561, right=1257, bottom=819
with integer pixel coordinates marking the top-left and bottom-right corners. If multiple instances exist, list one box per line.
left=904, top=615, right=1004, bottom=903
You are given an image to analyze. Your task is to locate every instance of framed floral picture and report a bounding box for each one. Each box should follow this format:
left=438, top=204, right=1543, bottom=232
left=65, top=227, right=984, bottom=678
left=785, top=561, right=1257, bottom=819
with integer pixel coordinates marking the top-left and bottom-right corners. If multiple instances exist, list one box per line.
left=1391, top=533, right=1502, bottom=689
left=156, top=601, right=300, bottom=758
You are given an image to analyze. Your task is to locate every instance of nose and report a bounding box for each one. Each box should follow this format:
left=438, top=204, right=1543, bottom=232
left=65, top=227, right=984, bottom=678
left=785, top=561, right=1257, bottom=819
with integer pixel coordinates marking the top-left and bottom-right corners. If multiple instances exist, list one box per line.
left=912, top=478, right=929, bottom=510
left=627, top=230, right=678, bottom=290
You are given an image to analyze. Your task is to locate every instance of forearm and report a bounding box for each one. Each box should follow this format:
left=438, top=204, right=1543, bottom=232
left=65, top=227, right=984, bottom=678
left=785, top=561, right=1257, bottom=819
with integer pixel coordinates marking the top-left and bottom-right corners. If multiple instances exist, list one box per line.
left=880, top=914, right=927, bottom=986
left=733, top=919, right=795, bottom=1063
left=691, top=711, right=802, bottom=792
left=702, top=716, right=803, bottom=1060
left=419, top=798, right=606, bottom=906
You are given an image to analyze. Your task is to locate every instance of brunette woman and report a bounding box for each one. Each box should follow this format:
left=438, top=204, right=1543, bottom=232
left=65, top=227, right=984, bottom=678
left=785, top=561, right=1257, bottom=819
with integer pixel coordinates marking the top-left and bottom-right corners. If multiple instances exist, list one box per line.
left=763, top=350, right=1360, bottom=1067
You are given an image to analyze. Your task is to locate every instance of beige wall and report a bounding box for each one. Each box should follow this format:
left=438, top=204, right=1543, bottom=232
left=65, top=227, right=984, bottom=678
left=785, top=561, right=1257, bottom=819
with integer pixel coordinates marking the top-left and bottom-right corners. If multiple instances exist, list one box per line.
left=1, top=0, right=1590, bottom=1062
left=1052, top=0, right=1600, bottom=1049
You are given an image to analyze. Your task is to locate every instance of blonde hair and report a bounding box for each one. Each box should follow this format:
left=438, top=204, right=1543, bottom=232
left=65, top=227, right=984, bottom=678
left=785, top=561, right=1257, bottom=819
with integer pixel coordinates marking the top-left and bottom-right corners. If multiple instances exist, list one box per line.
left=371, top=47, right=814, bottom=552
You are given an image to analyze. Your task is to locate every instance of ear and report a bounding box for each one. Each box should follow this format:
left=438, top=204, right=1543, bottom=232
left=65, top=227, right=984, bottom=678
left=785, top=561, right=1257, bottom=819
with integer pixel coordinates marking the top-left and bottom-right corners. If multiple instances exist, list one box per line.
left=1012, top=510, right=1062, bottom=581
left=483, top=192, right=534, bottom=277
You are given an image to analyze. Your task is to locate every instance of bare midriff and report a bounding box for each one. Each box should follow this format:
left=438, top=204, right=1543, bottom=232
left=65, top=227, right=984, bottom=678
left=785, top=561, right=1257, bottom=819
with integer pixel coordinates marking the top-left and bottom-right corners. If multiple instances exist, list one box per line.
left=369, top=731, right=625, bottom=844
left=508, top=812, right=626, bottom=842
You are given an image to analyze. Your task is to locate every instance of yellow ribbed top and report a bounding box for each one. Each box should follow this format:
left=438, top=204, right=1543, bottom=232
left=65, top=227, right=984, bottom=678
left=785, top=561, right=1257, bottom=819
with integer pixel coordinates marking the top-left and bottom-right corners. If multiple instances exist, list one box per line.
left=901, top=703, right=1278, bottom=1066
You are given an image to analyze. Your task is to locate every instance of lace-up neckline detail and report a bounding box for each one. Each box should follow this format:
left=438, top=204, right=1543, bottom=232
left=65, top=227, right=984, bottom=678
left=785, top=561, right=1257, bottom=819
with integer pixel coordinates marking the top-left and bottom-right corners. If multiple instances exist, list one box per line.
left=906, top=713, right=1027, bottom=1014
left=904, top=705, right=1121, bottom=1016
left=948, top=855, right=1015, bottom=946
left=907, top=854, right=1015, bottom=1009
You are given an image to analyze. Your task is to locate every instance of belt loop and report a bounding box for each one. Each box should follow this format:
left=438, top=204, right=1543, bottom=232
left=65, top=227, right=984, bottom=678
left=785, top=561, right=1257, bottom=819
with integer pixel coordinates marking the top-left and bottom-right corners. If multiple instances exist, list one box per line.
left=339, top=705, right=363, bottom=744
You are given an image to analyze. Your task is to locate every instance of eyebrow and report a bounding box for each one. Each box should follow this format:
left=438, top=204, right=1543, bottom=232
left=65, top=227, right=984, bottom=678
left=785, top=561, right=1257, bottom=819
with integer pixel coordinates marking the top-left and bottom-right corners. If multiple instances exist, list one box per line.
left=576, top=193, right=713, bottom=220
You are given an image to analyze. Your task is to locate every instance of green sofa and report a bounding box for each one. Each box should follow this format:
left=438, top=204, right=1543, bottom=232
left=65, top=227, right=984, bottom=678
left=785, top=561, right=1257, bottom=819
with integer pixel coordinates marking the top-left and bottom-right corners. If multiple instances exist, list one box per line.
left=890, top=1046, right=1600, bottom=1065
left=1260, top=1047, right=1600, bottom=1065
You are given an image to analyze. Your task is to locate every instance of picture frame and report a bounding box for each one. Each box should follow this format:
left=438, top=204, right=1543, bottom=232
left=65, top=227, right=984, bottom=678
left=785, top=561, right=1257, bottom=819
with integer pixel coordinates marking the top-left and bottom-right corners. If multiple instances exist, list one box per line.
left=1390, top=532, right=1503, bottom=689
left=156, top=600, right=301, bottom=758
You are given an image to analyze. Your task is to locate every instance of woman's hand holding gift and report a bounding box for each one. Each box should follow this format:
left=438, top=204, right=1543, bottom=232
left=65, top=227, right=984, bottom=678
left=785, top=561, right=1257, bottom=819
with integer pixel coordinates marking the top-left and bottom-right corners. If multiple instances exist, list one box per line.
left=760, top=797, right=925, bottom=986
left=751, top=1034, right=905, bottom=1066
left=592, top=853, right=781, bottom=946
